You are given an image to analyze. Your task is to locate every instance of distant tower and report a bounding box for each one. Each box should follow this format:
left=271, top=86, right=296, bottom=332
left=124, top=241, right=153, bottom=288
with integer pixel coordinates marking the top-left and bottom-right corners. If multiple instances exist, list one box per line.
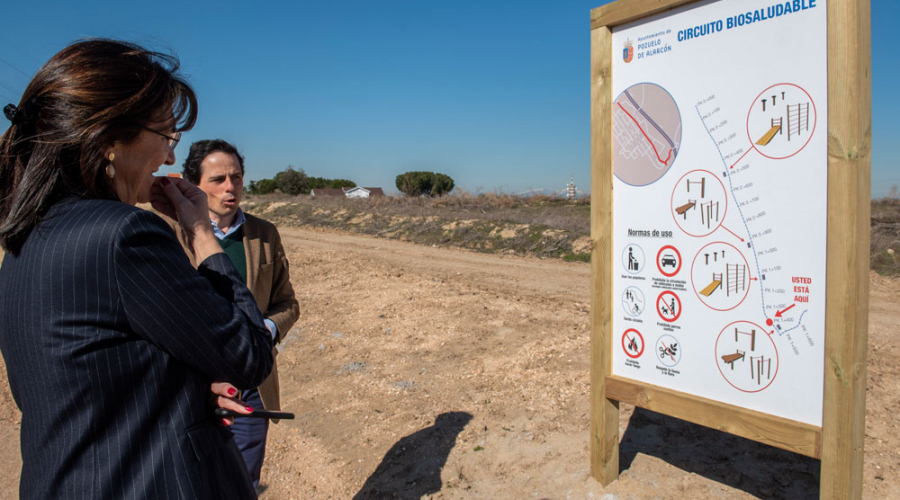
left=566, top=175, right=577, bottom=200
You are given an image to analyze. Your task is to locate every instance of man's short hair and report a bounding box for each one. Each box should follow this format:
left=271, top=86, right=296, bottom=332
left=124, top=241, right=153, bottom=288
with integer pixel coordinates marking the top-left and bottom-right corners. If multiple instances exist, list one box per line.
left=182, top=139, right=245, bottom=184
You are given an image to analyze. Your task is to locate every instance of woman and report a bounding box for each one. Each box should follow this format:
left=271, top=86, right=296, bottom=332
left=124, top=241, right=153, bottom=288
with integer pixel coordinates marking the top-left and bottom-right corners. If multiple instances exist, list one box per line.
left=0, top=40, right=272, bottom=499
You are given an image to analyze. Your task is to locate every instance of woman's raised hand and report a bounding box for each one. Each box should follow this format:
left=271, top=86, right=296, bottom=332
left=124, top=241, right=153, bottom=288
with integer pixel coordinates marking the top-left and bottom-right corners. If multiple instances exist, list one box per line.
left=150, top=177, right=223, bottom=261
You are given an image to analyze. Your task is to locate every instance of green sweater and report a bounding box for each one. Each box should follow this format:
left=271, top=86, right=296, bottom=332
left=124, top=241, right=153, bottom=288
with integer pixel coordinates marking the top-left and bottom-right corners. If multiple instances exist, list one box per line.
left=217, top=228, right=247, bottom=283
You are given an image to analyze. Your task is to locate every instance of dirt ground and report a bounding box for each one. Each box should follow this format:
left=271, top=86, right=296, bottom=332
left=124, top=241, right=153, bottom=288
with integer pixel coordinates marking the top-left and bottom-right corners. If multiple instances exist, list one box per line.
left=0, top=227, right=897, bottom=499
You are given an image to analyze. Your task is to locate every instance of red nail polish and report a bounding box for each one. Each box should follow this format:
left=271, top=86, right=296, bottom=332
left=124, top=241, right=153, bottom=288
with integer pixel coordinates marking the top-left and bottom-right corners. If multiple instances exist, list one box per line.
left=160, top=177, right=170, bottom=186
left=245, top=406, right=254, bottom=413
left=221, top=418, right=230, bottom=426
left=227, top=387, right=236, bottom=396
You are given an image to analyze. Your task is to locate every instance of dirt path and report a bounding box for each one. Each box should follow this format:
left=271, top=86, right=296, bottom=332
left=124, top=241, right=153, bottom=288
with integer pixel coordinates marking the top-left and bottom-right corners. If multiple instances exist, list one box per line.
left=258, top=228, right=899, bottom=500
left=0, top=228, right=897, bottom=499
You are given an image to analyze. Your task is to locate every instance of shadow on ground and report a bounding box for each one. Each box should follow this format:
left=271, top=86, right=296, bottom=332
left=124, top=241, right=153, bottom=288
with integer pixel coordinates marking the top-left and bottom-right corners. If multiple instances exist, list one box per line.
left=619, top=407, right=820, bottom=499
left=353, top=411, right=473, bottom=500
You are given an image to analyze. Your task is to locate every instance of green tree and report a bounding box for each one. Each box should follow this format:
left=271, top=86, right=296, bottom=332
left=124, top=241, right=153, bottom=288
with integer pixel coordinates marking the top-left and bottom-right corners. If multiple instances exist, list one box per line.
left=328, top=179, right=356, bottom=189
left=431, top=173, right=455, bottom=196
left=395, top=171, right=454, bottom=197
left=299, top=176, right=356, bottom=194
left=275, top=166, right=309, bottom=195
left=256, top=178, right=277, bottom=194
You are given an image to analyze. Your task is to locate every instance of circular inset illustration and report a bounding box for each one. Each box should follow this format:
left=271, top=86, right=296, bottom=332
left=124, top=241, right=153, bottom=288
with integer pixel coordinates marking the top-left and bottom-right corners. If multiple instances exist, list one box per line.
left=656, top=244, right=682, bottom=277
left=656, top=334, right=681, bottom=367
left=613, top=83, right=682, bottom=186
left=622, top=286, right=645, bottom=317
left=746, top=83, right=817, bottom=160
left=670, top=169, right=728, bottom=237
left=656, top=291, right=681, bottom=322
left=622, top=329, right=644, bottom=359
left=622, top=244, right=645, bottom=274
left=715, top=320, right=779, bottom=392
left=691, top=241, right=751, bottom=311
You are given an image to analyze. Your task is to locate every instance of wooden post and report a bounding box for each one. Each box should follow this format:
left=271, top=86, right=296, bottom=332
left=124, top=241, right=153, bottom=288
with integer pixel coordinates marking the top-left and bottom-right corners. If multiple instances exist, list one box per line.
left=820, top=0, right=871, bottom=499
left=589, top=22, right=618, bottom=485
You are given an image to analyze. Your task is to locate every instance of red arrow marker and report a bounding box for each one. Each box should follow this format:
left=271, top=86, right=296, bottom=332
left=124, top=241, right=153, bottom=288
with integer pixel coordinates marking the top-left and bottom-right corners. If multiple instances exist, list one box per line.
left=750, top=277, right=758, bottom=281
left=775, top=303, right=796, bottom=318
left=729, top=149, right=752, bottom=169
left=720, top=225, right=745, bottom=242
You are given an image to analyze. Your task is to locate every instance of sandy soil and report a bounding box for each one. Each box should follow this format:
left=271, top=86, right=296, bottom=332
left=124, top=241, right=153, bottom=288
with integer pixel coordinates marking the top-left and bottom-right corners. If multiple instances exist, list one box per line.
left=0, top=227, right=897, bottom=499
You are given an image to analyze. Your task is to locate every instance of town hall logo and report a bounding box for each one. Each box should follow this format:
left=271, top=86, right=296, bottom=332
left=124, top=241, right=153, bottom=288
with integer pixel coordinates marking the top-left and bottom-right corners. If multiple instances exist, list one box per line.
left=623, top=39, right=634, bottom=63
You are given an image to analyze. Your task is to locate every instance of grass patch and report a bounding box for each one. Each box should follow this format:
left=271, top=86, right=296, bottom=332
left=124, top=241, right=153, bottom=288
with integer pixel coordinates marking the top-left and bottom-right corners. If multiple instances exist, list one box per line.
left=243, top=192, right=591, bottom=261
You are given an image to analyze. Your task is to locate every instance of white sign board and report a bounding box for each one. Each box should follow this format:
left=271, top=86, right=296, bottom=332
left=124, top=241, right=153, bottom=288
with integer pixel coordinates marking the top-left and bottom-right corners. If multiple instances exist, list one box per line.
left=611, top=0, right=826, bottom=426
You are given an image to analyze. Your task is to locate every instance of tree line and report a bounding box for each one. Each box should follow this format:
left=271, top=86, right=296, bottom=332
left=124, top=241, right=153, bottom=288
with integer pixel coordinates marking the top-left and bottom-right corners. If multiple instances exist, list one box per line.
left=245, top=166, right=455, bottom=197
left=245, top=166, right=356, bottom=195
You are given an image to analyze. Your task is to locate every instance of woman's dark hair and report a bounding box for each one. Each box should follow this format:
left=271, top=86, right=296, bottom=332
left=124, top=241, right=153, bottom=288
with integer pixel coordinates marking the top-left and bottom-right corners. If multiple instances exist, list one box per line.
left=0, top=39, right=198, bottom=254
left=182, top=139, right=245, bottom=185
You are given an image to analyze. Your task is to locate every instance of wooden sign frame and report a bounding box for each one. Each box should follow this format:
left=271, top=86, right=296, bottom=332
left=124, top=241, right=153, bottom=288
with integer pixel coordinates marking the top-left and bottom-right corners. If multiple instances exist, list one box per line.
left=589, top=0, right=871, bottom=498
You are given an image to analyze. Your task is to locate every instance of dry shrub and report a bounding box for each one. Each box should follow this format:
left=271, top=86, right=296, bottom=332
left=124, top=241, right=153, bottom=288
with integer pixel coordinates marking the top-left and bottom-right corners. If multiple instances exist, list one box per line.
left=244, top=191, right=589, bottom=232
left=871, top=196, right=900, bottom=275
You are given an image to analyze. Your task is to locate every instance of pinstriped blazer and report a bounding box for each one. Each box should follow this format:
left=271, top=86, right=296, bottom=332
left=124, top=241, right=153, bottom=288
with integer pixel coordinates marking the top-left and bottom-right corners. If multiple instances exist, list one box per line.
left=0, top=197, right=274, bottom=500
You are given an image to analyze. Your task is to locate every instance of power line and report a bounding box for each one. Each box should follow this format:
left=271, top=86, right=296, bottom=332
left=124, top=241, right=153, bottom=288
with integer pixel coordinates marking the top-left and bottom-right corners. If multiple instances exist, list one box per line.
left=0, top=35, right=40, bottom=64
left=0, top=56, right=30, bottom=78
left=0, top=81, right=22, bottom=100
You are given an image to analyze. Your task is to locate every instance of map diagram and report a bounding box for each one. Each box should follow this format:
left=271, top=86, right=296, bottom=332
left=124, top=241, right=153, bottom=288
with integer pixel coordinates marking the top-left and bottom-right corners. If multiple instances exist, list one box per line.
left=613, top=83, right=682, bottom=186
left=615, top=83, right=819, bottom=397
left=694, top=84, right=819, bottom=391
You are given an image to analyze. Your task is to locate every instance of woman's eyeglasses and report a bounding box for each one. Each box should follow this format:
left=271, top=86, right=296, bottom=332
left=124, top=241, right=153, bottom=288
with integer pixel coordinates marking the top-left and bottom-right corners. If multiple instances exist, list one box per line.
left=141, top=126, right=182, bottom=149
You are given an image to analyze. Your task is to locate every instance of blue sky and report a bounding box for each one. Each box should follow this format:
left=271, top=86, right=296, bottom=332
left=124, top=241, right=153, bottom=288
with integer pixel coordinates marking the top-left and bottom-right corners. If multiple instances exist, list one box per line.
left=0, top=1, right=895, bottom=196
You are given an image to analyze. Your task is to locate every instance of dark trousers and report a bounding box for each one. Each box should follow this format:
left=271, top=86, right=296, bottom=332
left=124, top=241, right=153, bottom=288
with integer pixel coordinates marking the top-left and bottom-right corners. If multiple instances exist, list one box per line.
left=229, top=388, right=269, bottom=490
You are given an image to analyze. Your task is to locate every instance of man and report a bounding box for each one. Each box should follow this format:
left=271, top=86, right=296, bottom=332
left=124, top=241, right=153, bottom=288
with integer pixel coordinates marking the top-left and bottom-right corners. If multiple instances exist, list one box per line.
left=180, top=139, right=300, bottom=491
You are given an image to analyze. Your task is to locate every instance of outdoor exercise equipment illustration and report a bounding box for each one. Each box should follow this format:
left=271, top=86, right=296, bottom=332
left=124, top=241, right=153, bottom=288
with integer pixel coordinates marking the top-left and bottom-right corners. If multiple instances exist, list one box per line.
left=692, top=242, right=750, bottom=311
left=715, top=321, right=778, bottom=392
left=747, top=83, right=816, bottom=160
left=670, top=169, right=726, bottom=237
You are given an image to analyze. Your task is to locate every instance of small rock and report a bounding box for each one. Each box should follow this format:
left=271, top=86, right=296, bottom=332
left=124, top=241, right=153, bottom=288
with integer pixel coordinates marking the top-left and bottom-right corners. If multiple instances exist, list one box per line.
left=332, top=332, right=343, bottom=339
left=318, top=344, right=325, bottom=350
left=391, top=380, right=415, bottom=390
left=378, top=314, right=386, bottom=318
left=384, top=328, right=392, bottom=334
left=341, top=361, right=367, bottom=373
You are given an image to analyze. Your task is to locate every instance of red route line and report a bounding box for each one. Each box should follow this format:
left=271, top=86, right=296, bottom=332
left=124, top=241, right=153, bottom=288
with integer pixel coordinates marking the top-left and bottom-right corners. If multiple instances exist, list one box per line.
left=617, top=102, right=674, bottom=166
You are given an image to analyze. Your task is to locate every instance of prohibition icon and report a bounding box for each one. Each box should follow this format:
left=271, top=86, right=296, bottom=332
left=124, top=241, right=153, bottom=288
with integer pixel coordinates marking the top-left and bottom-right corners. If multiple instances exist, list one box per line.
left=656, top=290, right=682, bottom=322
left=656, top=245, right=682, bottom=277
left=622, top=329, right=645, bottom=359
left=656, top=334, right=681, bottom=367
